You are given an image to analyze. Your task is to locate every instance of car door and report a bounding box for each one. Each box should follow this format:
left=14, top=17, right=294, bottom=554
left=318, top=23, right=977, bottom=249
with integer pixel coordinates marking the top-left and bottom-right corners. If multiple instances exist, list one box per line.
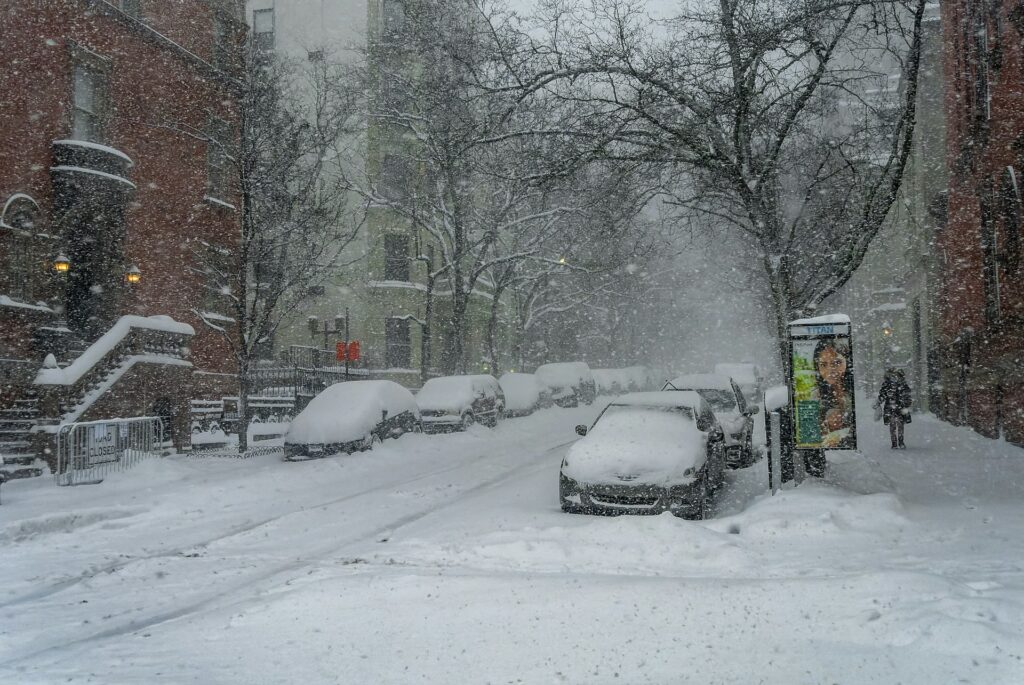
left=696, top=402, right=726, bottom=487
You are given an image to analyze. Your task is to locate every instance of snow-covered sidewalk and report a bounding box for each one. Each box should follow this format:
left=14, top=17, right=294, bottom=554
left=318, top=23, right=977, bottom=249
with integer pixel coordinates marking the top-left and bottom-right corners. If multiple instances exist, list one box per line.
left=1, top=403, right=1022, bottom=684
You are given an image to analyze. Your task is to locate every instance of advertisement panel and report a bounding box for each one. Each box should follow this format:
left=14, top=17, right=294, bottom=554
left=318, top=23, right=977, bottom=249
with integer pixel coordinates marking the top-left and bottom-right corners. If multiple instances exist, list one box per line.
left=789, top=317, right=857, bottom=450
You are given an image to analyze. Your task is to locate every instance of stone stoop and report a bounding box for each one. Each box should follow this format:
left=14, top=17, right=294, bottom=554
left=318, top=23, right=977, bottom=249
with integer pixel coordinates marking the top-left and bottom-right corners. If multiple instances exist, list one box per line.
left=0, top=397, right=45, bottom=479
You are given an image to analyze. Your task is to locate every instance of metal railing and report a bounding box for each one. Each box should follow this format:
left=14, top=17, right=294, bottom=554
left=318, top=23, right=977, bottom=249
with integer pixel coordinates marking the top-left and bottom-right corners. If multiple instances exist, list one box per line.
left=55, top=416, right=164, bottom=486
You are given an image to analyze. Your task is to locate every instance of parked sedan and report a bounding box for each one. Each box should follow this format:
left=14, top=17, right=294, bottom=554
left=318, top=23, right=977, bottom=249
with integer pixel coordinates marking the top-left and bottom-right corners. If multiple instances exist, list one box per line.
left=284, top=380, right=421, bottom=460
left=559, top=391, right=727, bottom=519
left=417, top=374, right=505, bottom=431
left=535, top=362, right=597, bottom=407
left=664, top=373, right=759, bottom=467
left=498, top=372, right=551, bottom=417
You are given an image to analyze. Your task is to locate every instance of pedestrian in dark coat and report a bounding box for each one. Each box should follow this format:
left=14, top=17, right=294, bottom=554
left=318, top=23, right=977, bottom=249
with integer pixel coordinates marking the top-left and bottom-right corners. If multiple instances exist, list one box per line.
left=877, top=368, right=912, bottom=449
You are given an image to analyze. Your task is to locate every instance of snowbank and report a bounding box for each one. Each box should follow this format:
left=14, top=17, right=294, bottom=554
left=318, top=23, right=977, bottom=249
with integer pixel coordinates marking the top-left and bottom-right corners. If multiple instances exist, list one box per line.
left=286, top=381, right=418, bottom=445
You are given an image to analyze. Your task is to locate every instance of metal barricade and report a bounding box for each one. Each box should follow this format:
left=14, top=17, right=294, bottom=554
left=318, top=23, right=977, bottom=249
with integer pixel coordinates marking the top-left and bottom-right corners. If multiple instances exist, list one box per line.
left=55, top=416, right=164, bottom=486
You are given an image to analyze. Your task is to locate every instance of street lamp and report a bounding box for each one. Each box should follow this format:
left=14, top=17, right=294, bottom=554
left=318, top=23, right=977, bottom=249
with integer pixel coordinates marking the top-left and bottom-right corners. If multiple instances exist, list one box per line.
left=53, top=253, right=71, bottom=274
left=125, top=264, right=142, bottom=285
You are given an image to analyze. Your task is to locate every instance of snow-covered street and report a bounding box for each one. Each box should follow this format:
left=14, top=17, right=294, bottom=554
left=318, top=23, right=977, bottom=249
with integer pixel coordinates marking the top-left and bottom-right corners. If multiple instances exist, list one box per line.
left=1, top=403, right=1023, bottom=684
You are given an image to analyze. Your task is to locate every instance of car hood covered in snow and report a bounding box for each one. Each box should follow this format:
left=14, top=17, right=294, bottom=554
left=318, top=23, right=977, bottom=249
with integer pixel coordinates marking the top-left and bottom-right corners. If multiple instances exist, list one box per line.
left=562, top=407, right=706, bottom=486
left=286, top=380, right=419, bottom=445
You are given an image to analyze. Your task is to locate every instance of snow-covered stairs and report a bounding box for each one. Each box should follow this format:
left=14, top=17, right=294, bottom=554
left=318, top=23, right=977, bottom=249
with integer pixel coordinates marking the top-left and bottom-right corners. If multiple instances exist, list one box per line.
left=0, top=397, right=44, bottom=480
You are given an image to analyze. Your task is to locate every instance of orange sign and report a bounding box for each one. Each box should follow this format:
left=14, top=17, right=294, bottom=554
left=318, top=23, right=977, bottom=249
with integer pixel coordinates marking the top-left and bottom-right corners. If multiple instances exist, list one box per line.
left=336, top=341, right=361, bottom=362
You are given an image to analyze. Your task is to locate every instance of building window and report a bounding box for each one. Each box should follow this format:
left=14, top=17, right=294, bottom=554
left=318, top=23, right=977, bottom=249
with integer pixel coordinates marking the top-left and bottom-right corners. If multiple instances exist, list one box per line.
left=385, top=317, right=411, bottom=368
left=120, top=0, right=143, bottom=19
left=381, top=0, right=406, bottom=34
left=380, top=154, right=412, bottom=201
left=974, top=11, right=991, bottom=123
left=253, top=8, right=275, bottom=53
left=206, top=118, right=234, bottom=201
left=980, top=185, right=1001, bottom=324
left=213, top=13, right=237, bottom=70
left=1000, top=166, right=1022, bottom=271
left=384, top=233, right=410, bottom=281
left=72, top=63, right=107, bottom=143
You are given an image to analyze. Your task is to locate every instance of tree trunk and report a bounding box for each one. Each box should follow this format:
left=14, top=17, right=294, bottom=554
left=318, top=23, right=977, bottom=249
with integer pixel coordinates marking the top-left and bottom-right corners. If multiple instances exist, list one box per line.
left=486, top=281, right=508, bottom=377
left=766, top=254, right=795, bottom=382
left=237, top=358, right=251, bottom=452
left=451, top=291, right=469, bottom=374
left=421, top=277, right=434, bottom=384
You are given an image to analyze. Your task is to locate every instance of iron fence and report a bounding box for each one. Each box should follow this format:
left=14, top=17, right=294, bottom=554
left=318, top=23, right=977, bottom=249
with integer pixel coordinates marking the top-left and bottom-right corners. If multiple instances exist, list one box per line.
left=55, top=416, right=164, bottom=486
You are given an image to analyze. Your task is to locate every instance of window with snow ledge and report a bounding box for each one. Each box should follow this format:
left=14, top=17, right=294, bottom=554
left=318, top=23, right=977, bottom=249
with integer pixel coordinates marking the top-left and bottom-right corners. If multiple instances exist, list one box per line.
left=205, top=117, right=235, bottom=203
left=385, top=317, right=412, bottom=368
left=70, top=45, right=110, bottom=144
left=384, top=233, right=411, bottom=281
left=253, top=8, right=275, bottom=53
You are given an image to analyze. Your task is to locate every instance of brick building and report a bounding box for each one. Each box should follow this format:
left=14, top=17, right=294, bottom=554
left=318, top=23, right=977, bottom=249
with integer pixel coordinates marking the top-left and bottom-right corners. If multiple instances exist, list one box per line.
left=0, top=0, right=244, bottom=475
left=938, top=0, right=1024, bottom=444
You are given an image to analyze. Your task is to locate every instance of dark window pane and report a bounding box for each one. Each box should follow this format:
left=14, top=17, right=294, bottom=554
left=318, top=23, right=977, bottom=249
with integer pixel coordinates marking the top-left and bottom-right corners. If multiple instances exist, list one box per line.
left=385, top=318, right=411, bottom=368
left=253, top=8, right=274, bottom=52
left=383, top=233, right=410, bottom=281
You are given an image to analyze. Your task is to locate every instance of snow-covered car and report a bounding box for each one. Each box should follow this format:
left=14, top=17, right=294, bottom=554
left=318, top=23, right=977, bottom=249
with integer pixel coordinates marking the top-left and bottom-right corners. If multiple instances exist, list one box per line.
left=283, top=380, right=421, bottom=460
left=559, top=391, right=727, bottom=519
left=664, top=373, right=759, bottom=467
left=417, top=374, right=505, bottom=431
left=498, top=372, right=551, bottom=417
left=592, top=368, right=631, bottom=395
left=534, top=361, right=597, bottom=407
left=621, top=365, right=654, bottom=392
left=713, top=362, right=764, bottom=403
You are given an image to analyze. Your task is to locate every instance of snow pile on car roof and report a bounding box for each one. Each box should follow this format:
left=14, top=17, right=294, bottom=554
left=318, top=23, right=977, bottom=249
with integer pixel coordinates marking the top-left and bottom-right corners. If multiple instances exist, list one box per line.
left=286, top=380, right=418, bottom=445
left=498, top=373, right=540, bottom=412
left=713, top=363, right=760, bottom=385
left=563, top=405, right=705, bottom=485
left=416, top=376, right=477, bottom=413
left=534, top=362, right=592, bottom=389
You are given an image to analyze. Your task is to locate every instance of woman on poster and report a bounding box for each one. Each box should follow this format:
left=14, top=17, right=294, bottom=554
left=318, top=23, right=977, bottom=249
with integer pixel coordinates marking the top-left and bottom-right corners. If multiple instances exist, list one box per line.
left=813, top=338, right=856, bottom=448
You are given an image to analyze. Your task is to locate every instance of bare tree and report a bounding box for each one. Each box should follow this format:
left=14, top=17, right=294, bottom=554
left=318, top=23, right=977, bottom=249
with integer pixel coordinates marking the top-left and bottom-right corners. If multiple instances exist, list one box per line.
left=482, top=0, right=930, bottom=371
left=194, top=45, right=364, bottom=450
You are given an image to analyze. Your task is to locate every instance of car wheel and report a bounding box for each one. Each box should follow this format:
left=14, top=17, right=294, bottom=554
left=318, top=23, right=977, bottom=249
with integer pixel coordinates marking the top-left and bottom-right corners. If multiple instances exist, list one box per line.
left=461, top=413, right=475, bottom=430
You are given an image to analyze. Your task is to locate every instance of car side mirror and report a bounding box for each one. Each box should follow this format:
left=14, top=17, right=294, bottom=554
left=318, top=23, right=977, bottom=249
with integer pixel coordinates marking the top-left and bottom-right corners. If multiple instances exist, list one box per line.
left=710, top=426, right=725, bottom=441
left=575, top=424, right=588, bottom=436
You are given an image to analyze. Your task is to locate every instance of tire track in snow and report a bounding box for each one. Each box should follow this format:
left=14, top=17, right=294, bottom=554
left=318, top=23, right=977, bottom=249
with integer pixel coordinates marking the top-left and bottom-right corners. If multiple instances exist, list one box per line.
left=0, top=439, right=574, bottom=670
left=0, top=445, right=514, bottom=611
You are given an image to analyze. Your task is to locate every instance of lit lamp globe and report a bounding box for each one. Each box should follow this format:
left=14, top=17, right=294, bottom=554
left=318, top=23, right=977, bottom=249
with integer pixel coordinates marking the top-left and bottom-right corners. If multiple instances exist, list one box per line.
left=53, top=254, right=71, bottom=274
left=125, top=265, right=142, bottom=285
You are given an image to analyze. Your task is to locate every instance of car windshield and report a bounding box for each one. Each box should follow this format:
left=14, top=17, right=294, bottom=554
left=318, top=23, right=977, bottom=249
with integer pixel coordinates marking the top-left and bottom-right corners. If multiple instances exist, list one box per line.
left=600, top=403, right=694, bottom=424
left=691, top=389, right=737, bottom=413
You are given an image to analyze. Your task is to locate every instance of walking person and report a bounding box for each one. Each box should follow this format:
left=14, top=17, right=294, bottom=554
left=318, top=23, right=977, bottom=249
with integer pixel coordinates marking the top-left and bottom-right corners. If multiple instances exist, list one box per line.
left=877, top=368, right=912, bottom=449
